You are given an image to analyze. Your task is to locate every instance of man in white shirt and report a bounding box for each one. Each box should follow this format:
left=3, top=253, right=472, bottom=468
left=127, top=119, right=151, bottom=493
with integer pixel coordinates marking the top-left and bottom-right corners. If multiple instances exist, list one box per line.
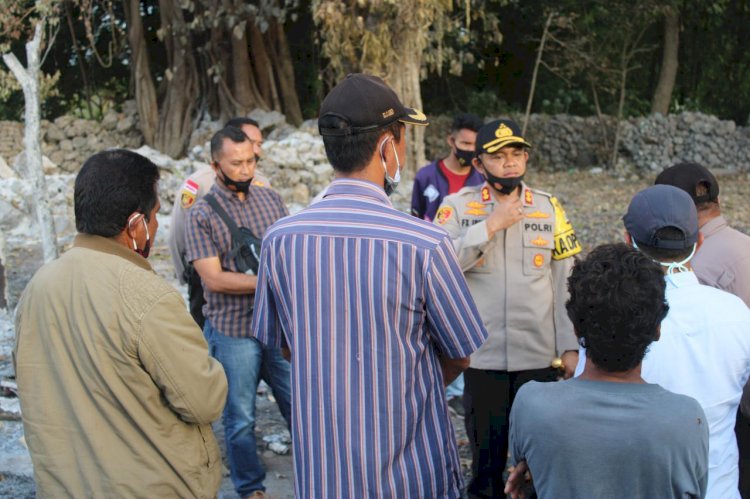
left=582, top=184, right=750, bottom=499
left=655, top=163, right=750, bottom=496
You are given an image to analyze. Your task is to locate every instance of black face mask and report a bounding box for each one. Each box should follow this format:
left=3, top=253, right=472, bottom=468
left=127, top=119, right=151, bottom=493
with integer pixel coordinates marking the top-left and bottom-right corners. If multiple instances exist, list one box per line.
left=479, top=159, right=524, bottom=195
left=218, top=167, right=252, bottom=194
left=454, top=147, right=475, bottom=168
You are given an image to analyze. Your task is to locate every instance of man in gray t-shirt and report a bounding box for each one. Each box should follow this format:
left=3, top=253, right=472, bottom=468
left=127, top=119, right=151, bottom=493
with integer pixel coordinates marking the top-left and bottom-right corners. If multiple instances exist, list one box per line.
left=506, top=244, right=708, bottom=499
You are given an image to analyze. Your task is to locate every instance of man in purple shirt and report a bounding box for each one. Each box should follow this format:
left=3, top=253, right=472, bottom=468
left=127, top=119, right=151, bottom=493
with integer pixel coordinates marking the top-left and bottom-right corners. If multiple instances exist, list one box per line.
left=411, top=113, right=485, bottom=222
left=252, top=74, right=489, bottom=498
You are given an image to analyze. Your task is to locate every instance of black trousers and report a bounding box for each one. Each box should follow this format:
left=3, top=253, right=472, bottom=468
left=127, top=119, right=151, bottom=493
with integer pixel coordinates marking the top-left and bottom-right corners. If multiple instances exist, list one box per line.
left=463, top=367, right=558, bottom=499
left=738, top=408, right=750, bottom=498
left=187, top=266, right=206, bottom=329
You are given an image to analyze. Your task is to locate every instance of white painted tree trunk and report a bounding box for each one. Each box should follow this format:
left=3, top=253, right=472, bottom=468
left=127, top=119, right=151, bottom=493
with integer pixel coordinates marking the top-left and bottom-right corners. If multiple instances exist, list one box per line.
left=3, top=22, right=58, bottom=262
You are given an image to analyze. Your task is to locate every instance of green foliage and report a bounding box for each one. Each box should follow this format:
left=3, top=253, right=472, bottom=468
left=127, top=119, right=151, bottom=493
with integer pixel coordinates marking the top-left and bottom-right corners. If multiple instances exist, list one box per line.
left=1, top=0, right=750, bottom=130
left=60, top=91, right=113, bottom=121
left=540, top=87, right=591, bottom=115
left=464, top=90, right=521, bottom=118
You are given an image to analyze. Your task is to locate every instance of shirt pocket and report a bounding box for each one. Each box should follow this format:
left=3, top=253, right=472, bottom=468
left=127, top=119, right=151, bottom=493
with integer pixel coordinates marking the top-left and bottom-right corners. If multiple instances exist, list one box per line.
left=466, top=239, right=495, bottom=274
left=521, top=223, right=554, bottom=276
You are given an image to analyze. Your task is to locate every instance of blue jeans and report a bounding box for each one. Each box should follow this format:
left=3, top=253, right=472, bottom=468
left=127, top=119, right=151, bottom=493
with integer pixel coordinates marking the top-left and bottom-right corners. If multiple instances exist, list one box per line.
left=446, top=372, right=464, bottom=399
left=203, top=320, right=291, bottom=496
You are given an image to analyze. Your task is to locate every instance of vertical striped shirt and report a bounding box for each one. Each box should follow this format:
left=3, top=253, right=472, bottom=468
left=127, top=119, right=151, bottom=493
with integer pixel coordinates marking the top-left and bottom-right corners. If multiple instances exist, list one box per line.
left=252, top=179, right=488, bottom=498
left=186, top=181, right=288, bottom=337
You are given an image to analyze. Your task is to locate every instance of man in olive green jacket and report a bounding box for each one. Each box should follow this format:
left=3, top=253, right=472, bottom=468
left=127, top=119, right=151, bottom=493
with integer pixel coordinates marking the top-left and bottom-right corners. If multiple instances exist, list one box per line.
left=14, top=150, right=227, bottom=498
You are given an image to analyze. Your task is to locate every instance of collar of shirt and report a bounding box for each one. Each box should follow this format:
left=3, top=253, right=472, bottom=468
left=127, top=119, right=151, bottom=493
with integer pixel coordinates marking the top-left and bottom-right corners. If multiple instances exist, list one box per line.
left=73, top=233, right=154, bottom=272
left=323, top=178, right=393, bottom=206
left=665, top=270, right=700, bottom=290
left=699, top=214, right=727, bottom=238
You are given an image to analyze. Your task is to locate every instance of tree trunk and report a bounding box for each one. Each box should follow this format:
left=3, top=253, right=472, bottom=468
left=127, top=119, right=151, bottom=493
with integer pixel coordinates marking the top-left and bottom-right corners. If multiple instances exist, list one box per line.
left=230, top=22, right=265, bottom=114
left=389, top=50, right=426, bottom=174
left=611, top=60, right=629, bottom=169
left=523, top=11, right=555, bottom=136
left=3, top=23, right=58, bottom=262
left=206, top=23, right=231, bottom=121
left=156, top=0, right=199, bottom=158
left=249, top=22, right=274, bottom=108
left=651, top=8, right=679, bottom=115
left=589, top=77, right=609, bottom=153
left=268, top=19, right=303, bottom=126
left=123, top=0, right=158, bottom=146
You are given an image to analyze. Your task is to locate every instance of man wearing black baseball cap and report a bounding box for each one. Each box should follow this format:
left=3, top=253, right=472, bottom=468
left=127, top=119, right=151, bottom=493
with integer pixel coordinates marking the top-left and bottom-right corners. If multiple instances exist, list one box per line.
left=656, top=162, right=750, bottom=496
left=252, top=73, right=489, bottom=498
left=655, top=163, right=750, bottom=308
left=434, top=118, right=582, bottom=498
left=576, top=184, right=750, bottom=499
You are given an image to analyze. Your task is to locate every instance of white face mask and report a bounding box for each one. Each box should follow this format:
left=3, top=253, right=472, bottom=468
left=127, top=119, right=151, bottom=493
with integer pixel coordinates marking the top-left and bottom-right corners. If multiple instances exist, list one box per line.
left=379, top=135, right=401, bottom=196
left=631, top=238, right=697, bottom=275
left=127, top=212, right=151, bottom=258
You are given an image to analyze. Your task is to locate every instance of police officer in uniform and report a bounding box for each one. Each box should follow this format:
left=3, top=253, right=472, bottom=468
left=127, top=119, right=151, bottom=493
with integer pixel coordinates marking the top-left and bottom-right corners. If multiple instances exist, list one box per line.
left=168, top=118, right=271, bottom=328
left=434, top=119, right=581, bottom=498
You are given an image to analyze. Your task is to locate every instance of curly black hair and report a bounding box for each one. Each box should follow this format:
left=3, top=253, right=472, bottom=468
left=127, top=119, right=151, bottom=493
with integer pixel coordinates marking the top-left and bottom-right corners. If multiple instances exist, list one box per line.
left=566, top=243, right=669, bottom=372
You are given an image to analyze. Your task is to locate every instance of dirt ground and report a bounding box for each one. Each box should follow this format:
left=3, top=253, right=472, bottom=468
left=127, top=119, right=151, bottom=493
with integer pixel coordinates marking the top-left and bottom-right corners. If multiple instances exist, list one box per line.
left=1, top=168, right=749, bottom=498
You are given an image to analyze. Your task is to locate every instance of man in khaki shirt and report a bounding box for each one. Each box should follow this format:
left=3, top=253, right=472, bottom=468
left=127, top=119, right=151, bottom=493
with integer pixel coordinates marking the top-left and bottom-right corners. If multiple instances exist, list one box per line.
left=435, top=119, right=581, bottom=498
left=15, top=150, right=227, bottom=498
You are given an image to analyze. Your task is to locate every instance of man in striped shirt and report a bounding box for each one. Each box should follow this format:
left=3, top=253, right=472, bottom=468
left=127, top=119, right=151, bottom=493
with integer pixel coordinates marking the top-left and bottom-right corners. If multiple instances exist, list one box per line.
left=252, top=74, right=489, bottom=498
left=186, top=126, right=291, bottom=499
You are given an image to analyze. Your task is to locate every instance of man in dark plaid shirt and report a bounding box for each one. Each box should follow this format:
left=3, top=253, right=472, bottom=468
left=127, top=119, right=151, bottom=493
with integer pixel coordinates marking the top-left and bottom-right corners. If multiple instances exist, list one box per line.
left=185, top=126, right=290, bottom=499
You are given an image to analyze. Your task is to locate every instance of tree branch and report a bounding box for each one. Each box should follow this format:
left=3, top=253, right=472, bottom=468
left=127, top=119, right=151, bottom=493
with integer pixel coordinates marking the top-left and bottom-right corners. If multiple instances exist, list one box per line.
left=2, top=52, right=29, bottom=87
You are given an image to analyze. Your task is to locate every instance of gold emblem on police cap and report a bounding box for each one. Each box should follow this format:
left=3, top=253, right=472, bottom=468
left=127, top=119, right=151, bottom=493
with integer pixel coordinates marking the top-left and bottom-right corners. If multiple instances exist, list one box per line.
left=495, top=123, right=513, bottom=138
left=408, top=109, right=427, bottom=121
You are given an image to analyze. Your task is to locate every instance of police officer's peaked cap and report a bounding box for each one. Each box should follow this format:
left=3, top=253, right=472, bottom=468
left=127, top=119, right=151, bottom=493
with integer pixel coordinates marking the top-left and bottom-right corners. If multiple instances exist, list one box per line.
left=475, top=119, right=532, bottom=155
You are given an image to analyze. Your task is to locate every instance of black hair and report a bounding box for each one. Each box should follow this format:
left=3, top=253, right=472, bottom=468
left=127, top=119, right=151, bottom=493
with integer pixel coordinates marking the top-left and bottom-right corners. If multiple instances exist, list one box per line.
left=319, top=118, right=403, bottom=173
left=451, top=113, right=483, bottom=134
left=224, top=117, right=260, bottom=130
left=634, top=226, right=694, bottom=262
left=210, top=126, right=251, bottom=161
left=74, top=149, right=160, bottom=237
left=566, top=243, right=669, bottom=372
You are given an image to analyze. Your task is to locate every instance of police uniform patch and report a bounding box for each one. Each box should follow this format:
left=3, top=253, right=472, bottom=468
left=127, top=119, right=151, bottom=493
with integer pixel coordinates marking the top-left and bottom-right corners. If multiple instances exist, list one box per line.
left=550, top=196, right=582, bottom=260
left=531, top=236, right=549, bottom=247
left=180, top=179, right=200, bottom=209
left=524, top=189, right=534, bottom=206
left=533, top=253, right=545, bottom=268
left=181, top=191, right=196, bottom=209
left=525, top=210, right=550, bottom=219
left=435, top=206, right=453, bottom=225
left=481, top=186, right=491, bottom=202
left=466, top=201, right=488, bottom=216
